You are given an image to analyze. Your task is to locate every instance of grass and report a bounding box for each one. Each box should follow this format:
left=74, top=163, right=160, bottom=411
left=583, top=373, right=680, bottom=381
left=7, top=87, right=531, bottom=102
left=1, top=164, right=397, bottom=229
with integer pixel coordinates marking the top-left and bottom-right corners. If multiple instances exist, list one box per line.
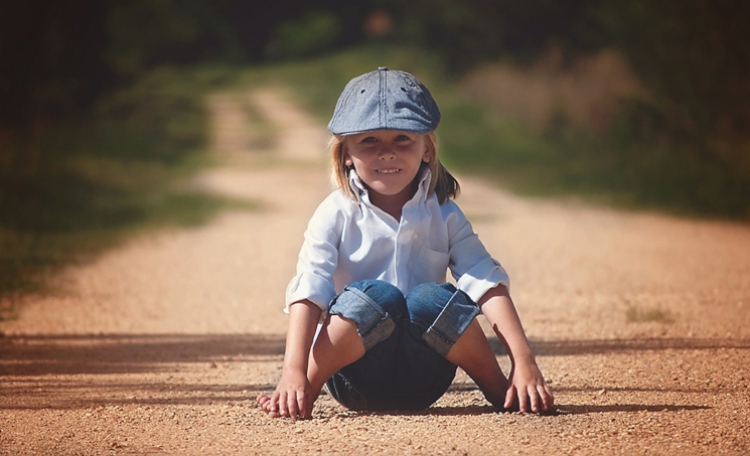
left=625, top=306, right=672, bottom=323
left=255, top=44, right=750, bottom=220
left=238, top=44, right=448, bottom=125
left=440, top=107, right=750, bottom=218
left=0, top=65, right=258, bottom=304
left=3, top=44, right=748, bottom=308
left=241, top=99, right=278, bottom=152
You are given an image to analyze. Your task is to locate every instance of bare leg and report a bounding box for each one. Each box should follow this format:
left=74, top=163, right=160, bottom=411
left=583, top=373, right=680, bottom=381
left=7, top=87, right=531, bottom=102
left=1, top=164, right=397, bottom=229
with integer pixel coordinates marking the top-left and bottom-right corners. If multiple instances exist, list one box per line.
left=258, top=315, right=365, bottom=416
left=307, top=315, right=366, bottom=395
left=444, top=318, right=509, bottom=409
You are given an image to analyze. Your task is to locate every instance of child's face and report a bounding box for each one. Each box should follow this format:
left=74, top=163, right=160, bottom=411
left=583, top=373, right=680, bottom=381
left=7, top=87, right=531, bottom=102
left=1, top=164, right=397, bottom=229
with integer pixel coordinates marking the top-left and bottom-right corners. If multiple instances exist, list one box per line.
left=343, top=130, right=430, bottom=201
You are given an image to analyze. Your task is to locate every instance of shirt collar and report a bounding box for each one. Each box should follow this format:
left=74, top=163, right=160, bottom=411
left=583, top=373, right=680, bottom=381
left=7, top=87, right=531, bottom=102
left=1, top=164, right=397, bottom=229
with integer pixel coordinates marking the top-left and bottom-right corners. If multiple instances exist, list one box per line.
left=348, top=167, right=432, bottom=205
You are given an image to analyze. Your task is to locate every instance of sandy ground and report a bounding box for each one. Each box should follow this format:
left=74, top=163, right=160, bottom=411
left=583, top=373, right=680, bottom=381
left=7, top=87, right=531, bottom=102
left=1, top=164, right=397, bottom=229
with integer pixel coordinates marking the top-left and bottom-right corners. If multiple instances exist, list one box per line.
left=1, top=88, right=749, bottom=455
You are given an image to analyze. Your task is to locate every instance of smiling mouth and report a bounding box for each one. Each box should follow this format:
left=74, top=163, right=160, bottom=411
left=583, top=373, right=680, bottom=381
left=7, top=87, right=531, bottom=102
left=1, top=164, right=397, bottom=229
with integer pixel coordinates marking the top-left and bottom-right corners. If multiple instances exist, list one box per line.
left=377, top=169, right=400, bottom=174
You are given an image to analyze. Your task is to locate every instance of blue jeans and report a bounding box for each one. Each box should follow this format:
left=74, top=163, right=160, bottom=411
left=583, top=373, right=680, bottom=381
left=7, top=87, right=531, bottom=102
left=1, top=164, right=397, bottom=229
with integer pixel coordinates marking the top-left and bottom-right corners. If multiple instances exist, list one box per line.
left=325, top=280, right=480, bottom=411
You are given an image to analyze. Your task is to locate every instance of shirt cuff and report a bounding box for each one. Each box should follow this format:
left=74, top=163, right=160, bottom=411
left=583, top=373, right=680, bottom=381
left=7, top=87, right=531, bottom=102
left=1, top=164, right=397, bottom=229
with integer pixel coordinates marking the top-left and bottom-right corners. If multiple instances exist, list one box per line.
left=456, top=258, right=510, bottom=304
left=285, top=272, right=337, bottom=314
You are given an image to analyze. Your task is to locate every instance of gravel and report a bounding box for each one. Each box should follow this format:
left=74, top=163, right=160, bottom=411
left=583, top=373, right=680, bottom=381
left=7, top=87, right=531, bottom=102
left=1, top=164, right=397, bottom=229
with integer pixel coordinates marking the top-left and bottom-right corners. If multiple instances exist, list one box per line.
left=1, top=90, right=749, bottom=455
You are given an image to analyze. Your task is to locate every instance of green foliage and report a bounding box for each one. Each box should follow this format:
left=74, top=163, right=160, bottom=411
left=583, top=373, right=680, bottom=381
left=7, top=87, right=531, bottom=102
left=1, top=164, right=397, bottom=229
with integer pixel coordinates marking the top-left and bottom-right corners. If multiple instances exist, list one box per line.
left=248, top=44, right=447, bottom=122
left=377, top=0, right=604, bottom=69
left=0, top=66, right=255, bottom=299
left=267, top=11, right=342, bottom=59
left=96, top=66, right=234, bottom=161
left=439, top=95, right=750, bottom=218
left=256, top=45, right=750, bottom=219
left=3, top=1, right=749, bottom=303
left=0, top=1, right=114, bottom=129
left=104, top=0, right=242, bottom=75
left=626, top=306, right=672, bottom=323
left=597, top=1, right=750, bottom=147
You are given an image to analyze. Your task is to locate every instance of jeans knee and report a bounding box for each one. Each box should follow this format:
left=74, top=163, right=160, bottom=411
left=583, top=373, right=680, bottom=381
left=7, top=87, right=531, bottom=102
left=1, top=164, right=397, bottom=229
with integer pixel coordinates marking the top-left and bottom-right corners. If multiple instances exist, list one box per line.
left=407, top=283, right=479, bottom=356
left=345, top=280, right=406, bottom=319
left=329, top=280, right=404, bottom=351
left=406, top=282, right=459, bottom=327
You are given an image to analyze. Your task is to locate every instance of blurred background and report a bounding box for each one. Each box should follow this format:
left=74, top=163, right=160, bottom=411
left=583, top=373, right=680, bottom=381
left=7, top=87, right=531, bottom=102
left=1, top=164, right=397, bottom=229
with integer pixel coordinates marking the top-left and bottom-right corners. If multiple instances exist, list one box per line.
left=1, top=0, right=749, bottom=300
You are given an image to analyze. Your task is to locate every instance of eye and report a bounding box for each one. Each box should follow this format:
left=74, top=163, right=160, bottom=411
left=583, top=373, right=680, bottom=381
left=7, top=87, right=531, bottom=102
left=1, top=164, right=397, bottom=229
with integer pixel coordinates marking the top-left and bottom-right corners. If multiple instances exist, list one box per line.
left=361, top=136, right=377, bottom=143
left=395, top=135, right=411, bottom=142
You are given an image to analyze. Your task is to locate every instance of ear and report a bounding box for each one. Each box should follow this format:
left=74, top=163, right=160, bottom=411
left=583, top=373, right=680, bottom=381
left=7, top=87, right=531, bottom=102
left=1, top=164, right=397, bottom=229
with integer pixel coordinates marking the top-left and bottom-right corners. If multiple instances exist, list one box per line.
left=422, top=146, right=431, bottom=163
left=342, top=143, right=353, bottom=166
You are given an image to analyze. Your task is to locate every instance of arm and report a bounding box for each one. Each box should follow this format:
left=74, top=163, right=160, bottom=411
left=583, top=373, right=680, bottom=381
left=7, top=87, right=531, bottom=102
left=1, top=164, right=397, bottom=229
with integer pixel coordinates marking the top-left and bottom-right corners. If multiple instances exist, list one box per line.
left=442, top=203, right=552, bottom=412
left=267, top=195, right=348, bottom=418
left=267, top=299, right=322, bottom=420
left=479, top=285, right=554, bottom=413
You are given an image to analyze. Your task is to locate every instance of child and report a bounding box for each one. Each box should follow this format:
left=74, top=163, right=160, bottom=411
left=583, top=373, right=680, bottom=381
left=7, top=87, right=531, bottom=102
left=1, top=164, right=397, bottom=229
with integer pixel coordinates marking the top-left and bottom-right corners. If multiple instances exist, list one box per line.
left=257, top=67, right=553, bottom=419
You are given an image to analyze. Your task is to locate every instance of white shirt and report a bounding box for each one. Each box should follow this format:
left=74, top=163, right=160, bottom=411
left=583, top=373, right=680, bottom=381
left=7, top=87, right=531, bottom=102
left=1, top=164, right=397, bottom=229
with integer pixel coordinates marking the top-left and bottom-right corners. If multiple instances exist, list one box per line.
left=285, top=169, right=510, bottom=314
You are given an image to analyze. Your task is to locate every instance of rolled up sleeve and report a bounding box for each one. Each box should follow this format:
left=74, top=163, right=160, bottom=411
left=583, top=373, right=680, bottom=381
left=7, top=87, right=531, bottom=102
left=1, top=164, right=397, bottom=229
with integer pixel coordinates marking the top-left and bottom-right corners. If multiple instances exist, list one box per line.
left=455, top=256, right=510, bottom=304
left=285, top=272, right=337, bottom=313
left=284, top=194, right=344, bottom=314
left=446, top=203, right=510, bottom=303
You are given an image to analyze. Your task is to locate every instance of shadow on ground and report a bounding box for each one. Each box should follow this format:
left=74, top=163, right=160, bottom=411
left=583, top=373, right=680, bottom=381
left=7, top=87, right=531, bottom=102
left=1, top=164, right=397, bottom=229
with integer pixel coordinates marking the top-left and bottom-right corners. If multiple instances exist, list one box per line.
left=1, top=333, right=742, bottom=414
left=490, top=337, right=750, bottom=356
left=2, top=333, right=748, bottom=378
left=554, top=404, right=711, bottom=415
left=0, top=333, right=286, bottom=377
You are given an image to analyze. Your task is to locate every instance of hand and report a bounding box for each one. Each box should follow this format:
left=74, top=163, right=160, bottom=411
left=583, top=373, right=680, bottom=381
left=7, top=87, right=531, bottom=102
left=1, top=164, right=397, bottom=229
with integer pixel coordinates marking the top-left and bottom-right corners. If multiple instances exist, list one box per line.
left=257, top=369, right=313, bottom=420
left=504, top=360, right=554, bottom=414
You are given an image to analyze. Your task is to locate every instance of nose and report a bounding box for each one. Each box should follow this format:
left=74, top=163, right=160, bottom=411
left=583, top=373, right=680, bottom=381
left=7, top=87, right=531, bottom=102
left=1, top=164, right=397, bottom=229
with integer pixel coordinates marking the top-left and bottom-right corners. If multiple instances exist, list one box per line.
left=378, top=145, right=396, bottom=159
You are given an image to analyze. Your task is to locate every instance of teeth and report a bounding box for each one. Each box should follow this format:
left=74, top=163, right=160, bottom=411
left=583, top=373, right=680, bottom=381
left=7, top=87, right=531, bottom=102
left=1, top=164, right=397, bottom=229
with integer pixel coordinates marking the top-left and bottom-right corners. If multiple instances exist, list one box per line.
left=378, top=169, right=399, bottom=174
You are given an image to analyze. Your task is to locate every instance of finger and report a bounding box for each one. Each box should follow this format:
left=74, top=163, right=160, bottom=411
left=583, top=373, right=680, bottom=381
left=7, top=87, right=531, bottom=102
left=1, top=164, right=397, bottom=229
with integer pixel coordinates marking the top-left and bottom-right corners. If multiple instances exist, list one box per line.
left=302, top=399, right=313, bottom=420
left=257, top=394, right=270, bottom=412
left=535, top=386, right=549, bottom=412
left=269, top=391, right=280, bottom=413
left=504, top=385, right=516, bottom=410
left=541, top=384, right=554, bottom=410
left=266, top=395, right=283, bottom=418
left=528, top=387, right=541, bottom=413
left=287, top=392, right=300, bottom=421
left=296, top=390, right=308, bottom=420
left=278, top=391, right=288, bottom=416
left=517, top=388, right=529, bottom=413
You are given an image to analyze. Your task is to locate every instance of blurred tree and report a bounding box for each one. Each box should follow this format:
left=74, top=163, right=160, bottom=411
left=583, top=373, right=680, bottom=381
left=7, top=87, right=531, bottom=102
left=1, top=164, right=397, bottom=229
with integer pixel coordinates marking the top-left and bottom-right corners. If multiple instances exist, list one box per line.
left=3, top=0, right=747, bottom=150
left=265, top=11, right=341, bottom=59
left=0, top=0, right=375, bottom=131
left=376, top=0, right=603, bottom=70
left=215, top=1, right=373, bottom=61
left=0, top=1, right=114, bottom=131
left=104, top=0, right=243, bottom=75
left=599, top=0, right=750, bottom=143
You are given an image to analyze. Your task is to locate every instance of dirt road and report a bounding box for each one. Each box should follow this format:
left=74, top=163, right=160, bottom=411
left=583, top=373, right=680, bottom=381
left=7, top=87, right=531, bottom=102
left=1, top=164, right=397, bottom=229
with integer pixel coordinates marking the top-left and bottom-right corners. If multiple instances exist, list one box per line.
left=1, top=88, right=749, bottom=455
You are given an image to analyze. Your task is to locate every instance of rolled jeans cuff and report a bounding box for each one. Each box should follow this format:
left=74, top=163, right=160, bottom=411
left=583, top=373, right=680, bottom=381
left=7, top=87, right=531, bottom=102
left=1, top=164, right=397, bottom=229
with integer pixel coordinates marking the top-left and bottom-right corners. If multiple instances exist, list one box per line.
left=329, top=287, right=396, bottom=351
left=422, top=290, right=480, bottom=357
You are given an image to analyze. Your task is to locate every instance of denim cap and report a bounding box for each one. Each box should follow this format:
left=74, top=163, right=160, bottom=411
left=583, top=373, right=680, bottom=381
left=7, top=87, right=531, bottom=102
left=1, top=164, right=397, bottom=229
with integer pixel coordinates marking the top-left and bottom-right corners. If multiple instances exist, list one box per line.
left=328, top=67, right=441, bottom=135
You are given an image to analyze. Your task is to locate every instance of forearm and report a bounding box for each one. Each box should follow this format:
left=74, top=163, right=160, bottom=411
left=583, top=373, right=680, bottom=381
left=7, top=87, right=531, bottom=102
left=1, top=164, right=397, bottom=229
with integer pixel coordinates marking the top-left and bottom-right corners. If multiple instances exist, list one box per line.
left=282, top=300, right=323, bottom=374
left=478, top=285, right=554, bottom=413
left=478, top=285, right=536, bottom=365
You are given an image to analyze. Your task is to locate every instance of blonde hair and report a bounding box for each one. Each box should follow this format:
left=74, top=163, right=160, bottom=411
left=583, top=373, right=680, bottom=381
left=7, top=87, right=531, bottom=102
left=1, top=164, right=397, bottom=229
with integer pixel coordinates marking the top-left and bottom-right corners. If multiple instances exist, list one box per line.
left=329, top=132, right=460, bottom=204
